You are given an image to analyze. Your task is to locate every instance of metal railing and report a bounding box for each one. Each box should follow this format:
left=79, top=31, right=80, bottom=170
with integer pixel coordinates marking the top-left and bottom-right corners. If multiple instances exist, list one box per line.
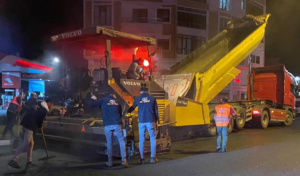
left=122, top=17, right=165, bottom=24
left=177, top=21, right=206, bottom=30
left=190, top=0, right=206, bottom=3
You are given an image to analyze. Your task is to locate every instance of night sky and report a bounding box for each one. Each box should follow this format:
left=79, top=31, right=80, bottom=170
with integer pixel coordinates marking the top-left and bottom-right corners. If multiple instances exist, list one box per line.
left=0, top=0, right=299, bottom=74
left=0, top=0, right=83, bottom=60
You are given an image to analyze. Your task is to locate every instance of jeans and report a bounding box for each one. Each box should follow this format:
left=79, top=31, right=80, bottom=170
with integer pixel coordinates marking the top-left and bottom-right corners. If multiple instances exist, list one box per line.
left=216, top=126, right=228, bottom=152
left=139, top=122, right=156, bottom=158
left=12, top=127, right=34, bottom=162
left=1, top=111, right=16, bottom=139
left=104, top=125, right=126, bottom=162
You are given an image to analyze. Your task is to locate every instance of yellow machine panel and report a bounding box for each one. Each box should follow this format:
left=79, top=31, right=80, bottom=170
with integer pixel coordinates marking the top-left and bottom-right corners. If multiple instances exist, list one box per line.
left=169, top=98, right=211, bottom=127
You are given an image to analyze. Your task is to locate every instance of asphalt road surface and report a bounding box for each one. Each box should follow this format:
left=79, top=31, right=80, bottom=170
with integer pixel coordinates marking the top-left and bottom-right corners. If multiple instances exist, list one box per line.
left=1, top=118, right=300, bottom=176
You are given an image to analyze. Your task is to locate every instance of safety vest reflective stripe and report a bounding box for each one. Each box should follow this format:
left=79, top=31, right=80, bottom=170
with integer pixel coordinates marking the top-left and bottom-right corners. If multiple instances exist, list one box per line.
left=215, top=103, right=232, bottom=127
left=215, top=117, right=230, bottom=120
left=215, top=119, right=230, bottom=122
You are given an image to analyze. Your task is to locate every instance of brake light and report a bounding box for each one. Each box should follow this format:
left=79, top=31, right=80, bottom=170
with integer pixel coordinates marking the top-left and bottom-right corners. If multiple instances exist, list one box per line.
left=252, top=110, right=260, bottom=115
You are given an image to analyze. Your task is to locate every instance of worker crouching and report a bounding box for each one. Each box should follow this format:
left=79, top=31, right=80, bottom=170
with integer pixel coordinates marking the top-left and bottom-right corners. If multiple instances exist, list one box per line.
left=214, top=98, right=240, bottom=153
left=89, top=93, right=129, bottom=167
left=127, top=87, right=159, bottom=164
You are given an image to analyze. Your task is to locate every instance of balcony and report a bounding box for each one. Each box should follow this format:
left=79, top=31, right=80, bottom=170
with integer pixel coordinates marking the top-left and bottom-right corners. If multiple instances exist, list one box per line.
left=177, top=21, right=206, bottom=30
left=122, top=17, right=165, bottom=24
left=190, top=0, right=206, bottom=3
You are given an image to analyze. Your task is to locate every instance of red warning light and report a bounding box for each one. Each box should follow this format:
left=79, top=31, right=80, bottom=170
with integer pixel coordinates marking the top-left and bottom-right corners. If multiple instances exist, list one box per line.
left=143, top=59, right=150, bottom=67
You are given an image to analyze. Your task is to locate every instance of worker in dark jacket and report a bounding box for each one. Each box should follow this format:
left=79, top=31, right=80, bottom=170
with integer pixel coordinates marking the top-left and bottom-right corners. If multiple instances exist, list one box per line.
left=127, top=87, right=159, bottom=164
left=1, top=96, right=22, bottom=139
left=8, top=99, right=53, bottom=169
left=89, top=93, right=129, bottom=167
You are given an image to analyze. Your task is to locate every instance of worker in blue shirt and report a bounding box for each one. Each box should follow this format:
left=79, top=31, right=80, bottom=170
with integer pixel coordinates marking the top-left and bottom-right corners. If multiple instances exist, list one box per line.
left=127, top=87, right=159, bottom=164
left=89, top=93, right=129, bottom=167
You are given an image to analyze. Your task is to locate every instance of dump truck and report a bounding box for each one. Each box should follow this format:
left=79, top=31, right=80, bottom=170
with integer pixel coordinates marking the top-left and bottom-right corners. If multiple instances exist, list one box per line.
left=152, top=14, right=297, bottom=139
left=43, top=14, right=297, bottom=158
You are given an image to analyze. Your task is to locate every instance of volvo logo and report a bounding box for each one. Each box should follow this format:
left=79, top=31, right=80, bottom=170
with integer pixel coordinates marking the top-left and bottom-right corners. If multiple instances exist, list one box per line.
left=123, top=81, right=141, bottom=86
left=61, top=30, right=82, bottom=39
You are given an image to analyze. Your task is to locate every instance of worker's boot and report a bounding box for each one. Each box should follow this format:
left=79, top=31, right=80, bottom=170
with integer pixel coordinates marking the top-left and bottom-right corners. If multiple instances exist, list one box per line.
left=139, top=158, right=145, bottom=165
left=222, top=148, right=227, bottom=153
left=26, top=162, right=37, bottom=168
left=106, top=161, right=113, bottom=167
left=216, top=148, right=221, bottom=153
left=121, top=160, right=129, bottom=168
left=8, top=160, right=21, bottom=169
left=150, top=157, right=159, bottom=164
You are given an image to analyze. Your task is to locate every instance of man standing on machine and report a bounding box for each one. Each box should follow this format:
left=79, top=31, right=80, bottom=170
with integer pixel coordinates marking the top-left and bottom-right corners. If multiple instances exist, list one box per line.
left=127, top=87, right=159, bottom=164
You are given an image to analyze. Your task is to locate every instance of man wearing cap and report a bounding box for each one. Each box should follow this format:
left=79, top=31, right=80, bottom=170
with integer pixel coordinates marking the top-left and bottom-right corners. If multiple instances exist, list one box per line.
left=214, top=97, right=240, bottom=153
left=8, top=99, right=53, bottom=169
left=127, top=87, right=159, bottom=164
left=89, top=93, right=129, bottom=167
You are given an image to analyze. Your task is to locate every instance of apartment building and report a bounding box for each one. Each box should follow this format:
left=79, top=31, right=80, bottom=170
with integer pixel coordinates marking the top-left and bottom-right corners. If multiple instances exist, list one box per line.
left=83, top=0, right=266, bottom=100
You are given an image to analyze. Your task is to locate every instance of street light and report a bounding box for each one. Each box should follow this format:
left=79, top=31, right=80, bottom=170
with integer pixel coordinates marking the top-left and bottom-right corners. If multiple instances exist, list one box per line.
left=54, top=57, right=60, bottom=63
left=295, top=76, right=300, bottom=81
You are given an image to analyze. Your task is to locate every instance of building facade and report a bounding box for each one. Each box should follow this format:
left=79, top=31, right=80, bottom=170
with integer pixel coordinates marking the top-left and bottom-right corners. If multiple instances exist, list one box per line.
left=83, top=0, right=266, bottom=101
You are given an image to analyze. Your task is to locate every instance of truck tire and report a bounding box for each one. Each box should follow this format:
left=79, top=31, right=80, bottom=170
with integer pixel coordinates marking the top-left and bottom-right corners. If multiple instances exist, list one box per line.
left=234, top=109, right=246, bottom=130
left=205, top=112, right=217, bottom=136
left=254, top=110, right=269, bottom=129
left=228, top=118, right=234, bottom=133
left=281, top=111, right=293, bottom=126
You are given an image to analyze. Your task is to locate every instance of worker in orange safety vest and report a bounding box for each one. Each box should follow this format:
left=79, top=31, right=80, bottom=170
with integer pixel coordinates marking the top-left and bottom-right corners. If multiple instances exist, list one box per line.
left=1, top=96, right=22, bottom=139
left=214, top=98, right=240, bottom=153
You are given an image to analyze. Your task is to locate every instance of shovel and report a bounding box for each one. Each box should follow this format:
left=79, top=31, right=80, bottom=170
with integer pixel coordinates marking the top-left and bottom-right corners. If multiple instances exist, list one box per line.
left=13, top=115, right=21, bottom=149
left=38, top=128, right=56, bottom=161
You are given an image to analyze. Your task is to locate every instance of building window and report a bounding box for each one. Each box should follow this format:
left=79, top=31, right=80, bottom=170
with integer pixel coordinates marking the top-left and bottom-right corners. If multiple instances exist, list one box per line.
left=177, top=6, right=207, bottom=30
left=132, top=9, right=148, bottom=23
left=157, top=39, right=170, bottom=50
left=219, top=18, right=230, bottom=32
left=177, top=34, right=206, bottom=55
left=246, top=2, right=264, bottom=16
left=241, top=92, right=247, bottom=100
left=157, top=9, right=170, bottom=23
left=241, top=0, right=245, bottom=10
left=94, top=5, right=112, bottom=26
left=219, top=0, right=231, bottom=11
left=251, top=55, right=260, bottom=64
